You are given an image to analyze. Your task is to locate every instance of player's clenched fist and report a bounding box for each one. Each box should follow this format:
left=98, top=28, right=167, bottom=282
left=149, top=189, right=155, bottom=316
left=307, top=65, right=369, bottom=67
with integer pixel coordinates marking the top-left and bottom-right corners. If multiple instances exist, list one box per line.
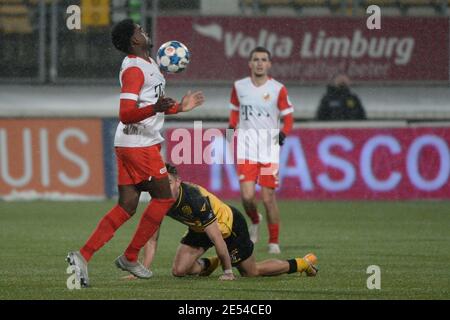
left=153, top=96, right=177, bottom=113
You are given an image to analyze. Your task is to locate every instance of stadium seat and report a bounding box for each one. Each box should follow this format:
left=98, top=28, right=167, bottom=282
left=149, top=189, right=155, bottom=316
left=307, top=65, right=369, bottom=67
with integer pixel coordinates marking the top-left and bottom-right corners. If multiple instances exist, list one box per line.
left=399, top=0, right=441, bottom=12
left=361, top=0, right=400, bottom=16
left=293, top=0, right=329, bottom=12
left=300, top=6, right=332, bottom=15
left=240, top=0, right=254, bottom=5
left=0, top=4, right=28, bottom=14
left=292, top=0, right=336, bottom=15
left=240, top=0, right=292, bottom=7
left=0, top=16, right=32, bottom=33
left=380, top=6, right=403, bottom=15
left=363, top=0, right=399, bottom=6
left=28, top=0, right=54, bottom=4
left=361, top=0, right=442, bottom=16
left=399, top=0, right=435, bottom=5
left=240, top=0, right=292, bottom=13
left=0, top=3, right=32, bottom=34
left=406, top=5, right=438, bottom=14
left=266, top=6, right=298, bottom=15
left=259, top=0, right=292, bottom=5
left=292, top=0, right=327, bottom=6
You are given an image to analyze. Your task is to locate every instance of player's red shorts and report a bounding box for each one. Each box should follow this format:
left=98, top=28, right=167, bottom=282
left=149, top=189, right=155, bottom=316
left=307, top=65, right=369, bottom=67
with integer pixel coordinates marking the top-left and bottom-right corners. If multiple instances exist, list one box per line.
left=236, top=159, right=279, bottom=189
left=115, top=144, right=168, bottom=185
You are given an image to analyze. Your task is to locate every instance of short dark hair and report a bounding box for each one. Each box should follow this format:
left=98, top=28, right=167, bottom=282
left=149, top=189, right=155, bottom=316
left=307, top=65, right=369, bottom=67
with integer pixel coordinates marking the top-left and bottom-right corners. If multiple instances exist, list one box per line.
left=165, top=163, right=178, bottom=176
left=249, top=46, right=272, bottom=61
left=111, top=19, right=135, bottom=54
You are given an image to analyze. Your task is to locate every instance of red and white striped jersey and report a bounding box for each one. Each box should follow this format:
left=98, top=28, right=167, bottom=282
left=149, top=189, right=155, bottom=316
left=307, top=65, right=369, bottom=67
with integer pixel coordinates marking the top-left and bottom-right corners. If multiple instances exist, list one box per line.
left=229, top=77, right=294, bottom=163
left=114, top=55, right=166, bottom=147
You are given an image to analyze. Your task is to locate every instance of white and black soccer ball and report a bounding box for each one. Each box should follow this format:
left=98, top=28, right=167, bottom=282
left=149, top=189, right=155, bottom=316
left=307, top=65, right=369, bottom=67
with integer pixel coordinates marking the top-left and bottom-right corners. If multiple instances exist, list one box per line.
left=156, top=40, right=190, bottom=73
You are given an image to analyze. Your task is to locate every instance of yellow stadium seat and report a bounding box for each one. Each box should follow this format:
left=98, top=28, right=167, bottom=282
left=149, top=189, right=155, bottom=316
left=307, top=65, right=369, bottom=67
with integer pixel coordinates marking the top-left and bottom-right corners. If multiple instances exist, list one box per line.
left=399, top=0, right=434, bottom=5
left=0, top=16, right=32, bottom=33
left=28, top=0, right=54, bottom=4
left=293, top=0, right=327, bottom=6
left=259, top=0, right=292, bottom=5
left=0, top=0, right=25, bottom=3
left=364, top=0, right=398, bottom=6
left=0, top=3, right=33, bottom=34
left=0, top=5, right=28, bottom=14
left=241, top=0, right=292, bottom=7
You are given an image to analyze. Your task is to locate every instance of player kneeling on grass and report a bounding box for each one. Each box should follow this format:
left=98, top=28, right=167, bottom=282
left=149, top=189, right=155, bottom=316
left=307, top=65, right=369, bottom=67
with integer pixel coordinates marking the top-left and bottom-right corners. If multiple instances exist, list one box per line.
left=126, top=163, right=318, bottom=280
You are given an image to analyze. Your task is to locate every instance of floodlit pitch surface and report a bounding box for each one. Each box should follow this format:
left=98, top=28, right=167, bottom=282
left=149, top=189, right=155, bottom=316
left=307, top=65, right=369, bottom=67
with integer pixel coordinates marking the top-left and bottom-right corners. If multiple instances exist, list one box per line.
left=0, top=201, right=449, bottom=299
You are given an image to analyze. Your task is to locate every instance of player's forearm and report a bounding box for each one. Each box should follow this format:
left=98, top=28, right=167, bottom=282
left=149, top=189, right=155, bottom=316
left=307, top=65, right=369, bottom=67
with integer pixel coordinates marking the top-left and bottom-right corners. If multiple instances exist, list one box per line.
left=205, top=223, right=233, bottom=271
left=214, top=240, right=233, bottom=271
left=119, top=99, right=156, bottom=124
left=229, top=110, right=239, bottom=129
left=142, top=241, right=156, bottom=269
left=281, top=113, right=293, bottom=135
left=142, top=232, right=159, bottom=269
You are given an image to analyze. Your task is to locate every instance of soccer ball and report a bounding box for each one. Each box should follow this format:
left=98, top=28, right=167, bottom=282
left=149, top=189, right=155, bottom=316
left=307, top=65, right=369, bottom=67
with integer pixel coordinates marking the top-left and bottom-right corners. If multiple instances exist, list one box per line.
left=156, top=40, right=190, bottom=73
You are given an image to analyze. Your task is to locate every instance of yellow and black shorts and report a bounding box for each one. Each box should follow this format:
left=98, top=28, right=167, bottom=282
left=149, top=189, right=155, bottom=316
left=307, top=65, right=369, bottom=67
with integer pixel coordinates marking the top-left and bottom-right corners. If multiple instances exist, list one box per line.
left=180, top=207, right=254, bottom=266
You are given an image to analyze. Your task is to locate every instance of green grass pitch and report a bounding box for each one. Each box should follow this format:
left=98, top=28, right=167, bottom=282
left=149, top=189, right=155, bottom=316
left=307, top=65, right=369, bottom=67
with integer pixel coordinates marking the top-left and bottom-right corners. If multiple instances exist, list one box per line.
left=0, top=200, right=449, bottom=300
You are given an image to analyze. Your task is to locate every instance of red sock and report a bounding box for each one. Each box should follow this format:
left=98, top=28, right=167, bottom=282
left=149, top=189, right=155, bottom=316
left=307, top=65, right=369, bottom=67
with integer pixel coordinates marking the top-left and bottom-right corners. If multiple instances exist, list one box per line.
left=268, top=223, right=279, bottom=244
left=245, top=208, right=260, bottom=224
left=124, top=198, right=175, bottom=262
left=80, top=205, right=130, bottom=262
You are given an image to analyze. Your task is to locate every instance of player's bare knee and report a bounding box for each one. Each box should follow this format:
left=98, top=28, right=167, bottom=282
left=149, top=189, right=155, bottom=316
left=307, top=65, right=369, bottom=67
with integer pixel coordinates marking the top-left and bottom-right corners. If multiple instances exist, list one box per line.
left=262, top=191, right=276, bottom=207
left=262, top=197, right=275, bottom=208
left=242, top=195, right=256, bottom=207
left=172, top=266, right=188, bottom=277
left=239, top=267, right=259, bottom=277
left=241, top=187, right=255, bottom=202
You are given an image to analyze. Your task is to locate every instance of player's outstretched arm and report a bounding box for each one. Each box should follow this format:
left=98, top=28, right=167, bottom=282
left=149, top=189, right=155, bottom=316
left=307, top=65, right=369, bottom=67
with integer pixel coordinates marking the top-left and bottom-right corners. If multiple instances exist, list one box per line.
left=204, top=221, right=236, bottom=281
left=120, top=96, right=177, bottom=123
left=142, top=228, right=159, bottom=269
left=179, top=91, right=205, bottom=112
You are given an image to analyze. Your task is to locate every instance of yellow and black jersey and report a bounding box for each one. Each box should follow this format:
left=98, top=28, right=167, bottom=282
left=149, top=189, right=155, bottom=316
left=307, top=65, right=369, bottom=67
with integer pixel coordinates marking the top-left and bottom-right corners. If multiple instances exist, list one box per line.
left=167, top=182, right=234, bottom=238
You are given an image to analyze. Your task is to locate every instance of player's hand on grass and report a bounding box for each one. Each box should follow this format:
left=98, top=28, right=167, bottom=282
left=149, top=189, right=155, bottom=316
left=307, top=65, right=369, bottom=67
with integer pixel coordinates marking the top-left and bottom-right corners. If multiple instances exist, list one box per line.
left=219, top=273, right=236, bottom=281
left=180, top=90, right=205, bottom=112
left=122, top=274, right=138, bottom=280
left=154, top=96, right=176, bottom=113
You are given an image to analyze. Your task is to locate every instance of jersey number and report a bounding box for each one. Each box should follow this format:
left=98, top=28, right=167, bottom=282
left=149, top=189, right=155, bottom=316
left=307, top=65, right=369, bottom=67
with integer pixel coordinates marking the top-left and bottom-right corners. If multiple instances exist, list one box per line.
left=154, top=83, right=163, bottom=99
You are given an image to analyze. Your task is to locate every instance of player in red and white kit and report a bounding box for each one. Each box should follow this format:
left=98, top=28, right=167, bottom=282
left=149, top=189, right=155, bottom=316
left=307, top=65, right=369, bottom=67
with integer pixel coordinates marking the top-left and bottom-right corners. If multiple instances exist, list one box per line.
left=228, top=47, right=294, bottom=254
left=66, top=19, right=204, bottom=287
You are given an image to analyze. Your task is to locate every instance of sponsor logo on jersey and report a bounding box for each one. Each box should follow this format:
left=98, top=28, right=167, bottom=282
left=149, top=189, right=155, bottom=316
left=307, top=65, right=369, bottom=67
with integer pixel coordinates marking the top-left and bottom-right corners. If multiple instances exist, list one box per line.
left=182, top=205, right=193, bottom=215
